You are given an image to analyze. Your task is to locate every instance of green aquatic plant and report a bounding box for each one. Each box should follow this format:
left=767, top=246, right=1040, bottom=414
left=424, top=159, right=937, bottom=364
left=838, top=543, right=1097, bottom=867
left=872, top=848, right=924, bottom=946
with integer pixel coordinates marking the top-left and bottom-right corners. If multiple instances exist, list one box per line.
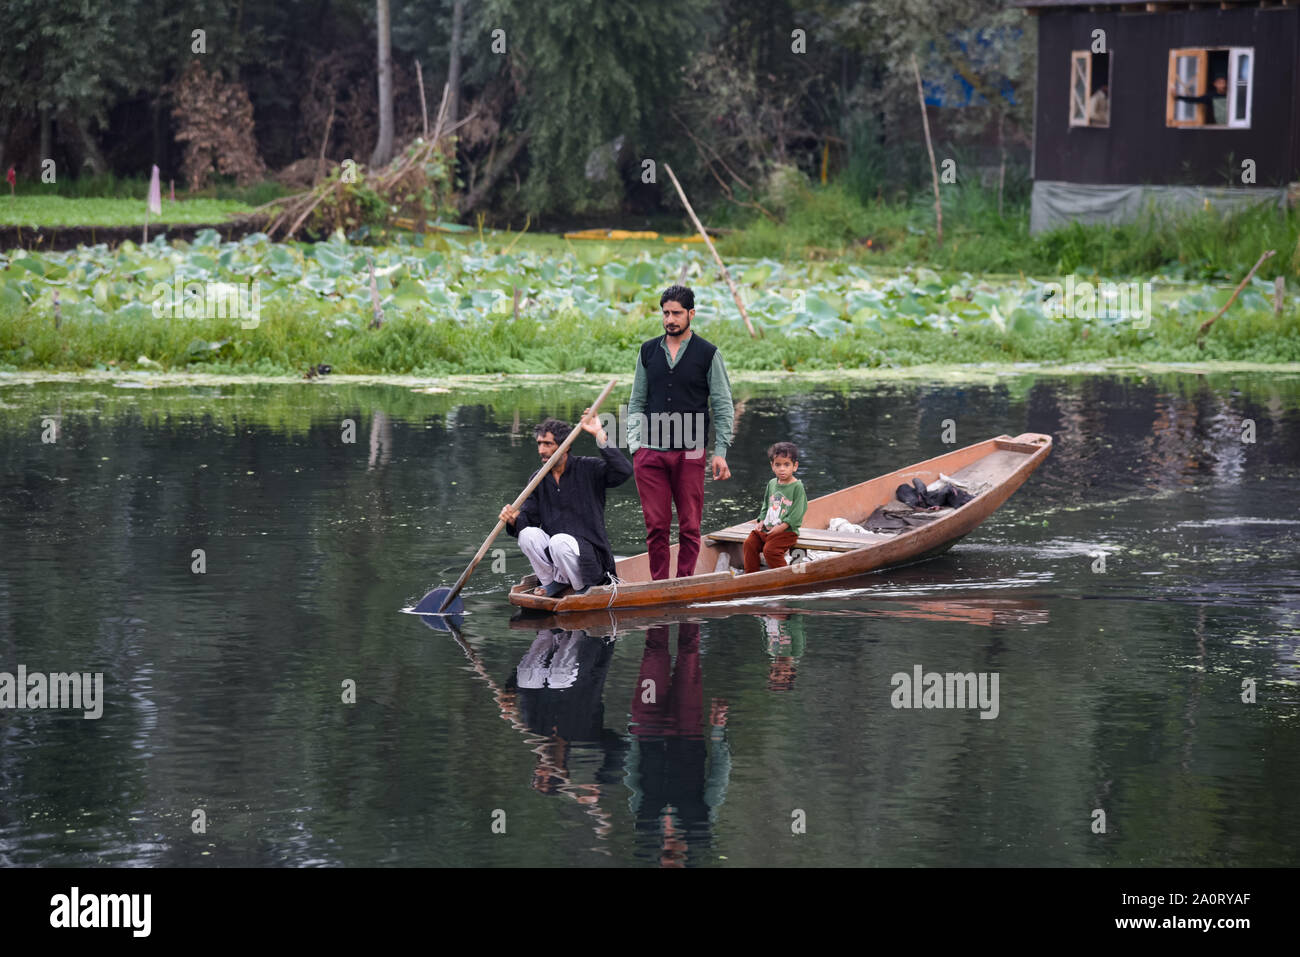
left=0, top=231, right=1296, bottom=374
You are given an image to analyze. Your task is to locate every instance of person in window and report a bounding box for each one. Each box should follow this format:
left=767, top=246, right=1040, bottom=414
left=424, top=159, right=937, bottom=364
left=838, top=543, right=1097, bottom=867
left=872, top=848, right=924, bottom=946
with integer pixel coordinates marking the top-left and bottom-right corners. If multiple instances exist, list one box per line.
left=1088, top=83, right=1109, bottom=126
left=1173, top=75, right=1228, bottom=125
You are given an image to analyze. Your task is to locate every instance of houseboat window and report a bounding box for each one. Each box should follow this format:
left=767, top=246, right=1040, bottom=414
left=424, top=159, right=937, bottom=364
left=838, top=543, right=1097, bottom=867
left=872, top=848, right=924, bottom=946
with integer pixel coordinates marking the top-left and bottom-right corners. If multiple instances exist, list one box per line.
left=1228, top=49, right=1253, bottom=127
left=1070, top=52, right=1089, bottom=126
left=1170, top=52, right=1202, bottom=124
left=1070, top=50, right=1110, bottom=128
left=1167, top=47, right=1252, bottom=129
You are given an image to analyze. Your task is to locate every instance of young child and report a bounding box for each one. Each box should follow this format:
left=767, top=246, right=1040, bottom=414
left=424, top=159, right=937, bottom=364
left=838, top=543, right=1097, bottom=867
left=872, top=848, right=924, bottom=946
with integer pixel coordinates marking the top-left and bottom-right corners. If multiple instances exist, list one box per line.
left=743, top=442, right=808, bottom=573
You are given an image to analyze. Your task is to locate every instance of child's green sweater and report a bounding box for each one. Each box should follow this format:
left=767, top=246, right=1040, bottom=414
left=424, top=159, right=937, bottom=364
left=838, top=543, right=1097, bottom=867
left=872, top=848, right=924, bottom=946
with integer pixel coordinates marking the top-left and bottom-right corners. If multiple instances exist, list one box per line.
left=757, top=478, right=807, bottom=530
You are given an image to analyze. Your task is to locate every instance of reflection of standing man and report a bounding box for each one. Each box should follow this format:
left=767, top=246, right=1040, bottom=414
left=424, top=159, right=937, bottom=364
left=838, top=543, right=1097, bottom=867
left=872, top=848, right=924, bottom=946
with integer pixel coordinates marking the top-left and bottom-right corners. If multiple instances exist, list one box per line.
left=626, top=622, right=731, bottom=866
left=628, top=285, right=734, bottom=580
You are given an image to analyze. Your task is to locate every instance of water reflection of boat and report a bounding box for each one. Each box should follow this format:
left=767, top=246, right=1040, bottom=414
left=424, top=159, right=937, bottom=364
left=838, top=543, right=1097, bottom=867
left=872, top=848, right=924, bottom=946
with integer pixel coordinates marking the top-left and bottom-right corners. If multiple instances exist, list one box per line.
left=507, top=595, right=1049, bottom=633
left=509, top=433, right=1052, bottom=614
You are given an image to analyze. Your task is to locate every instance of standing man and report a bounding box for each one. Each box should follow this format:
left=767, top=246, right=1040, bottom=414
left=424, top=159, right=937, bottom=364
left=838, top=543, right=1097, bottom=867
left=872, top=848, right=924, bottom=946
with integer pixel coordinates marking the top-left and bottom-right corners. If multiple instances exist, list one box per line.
left=627, top=285, right=734, bottom=580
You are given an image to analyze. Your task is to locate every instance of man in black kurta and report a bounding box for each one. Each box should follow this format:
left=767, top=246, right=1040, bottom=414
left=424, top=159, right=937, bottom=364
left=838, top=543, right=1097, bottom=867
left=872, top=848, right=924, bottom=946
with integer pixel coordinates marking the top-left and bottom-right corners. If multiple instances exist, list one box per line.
left=502, top=415, right=633, bottom=597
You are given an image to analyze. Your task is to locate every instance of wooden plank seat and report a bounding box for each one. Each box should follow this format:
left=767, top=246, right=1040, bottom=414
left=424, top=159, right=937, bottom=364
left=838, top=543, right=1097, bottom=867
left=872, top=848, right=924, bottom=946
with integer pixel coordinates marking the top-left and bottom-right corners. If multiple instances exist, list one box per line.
left=705, top=513, right=952, bottom=553
left=705, top=525, right=894, bottom=553
left=707, top=496, right=964, bottom=553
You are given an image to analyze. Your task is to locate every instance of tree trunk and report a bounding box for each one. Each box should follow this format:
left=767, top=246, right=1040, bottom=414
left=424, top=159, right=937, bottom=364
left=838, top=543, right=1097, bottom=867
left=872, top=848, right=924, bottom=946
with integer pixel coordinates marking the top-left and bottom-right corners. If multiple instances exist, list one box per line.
left=153, top=97, right=163, bottom=172
left=448, top=0, right=465, bottom=127
left=996, top=109, right=1006, bottom=219
left=72, top=113, right=108, bottom=177
left=231, top=0, right=246, bottom=80
left=370, top=0, right=395, bottom=168
left=910, top=54, right=943, bottom=248
left=39, top=107, right=52, bottom=170
left=457, top=132, right=530, bottom=214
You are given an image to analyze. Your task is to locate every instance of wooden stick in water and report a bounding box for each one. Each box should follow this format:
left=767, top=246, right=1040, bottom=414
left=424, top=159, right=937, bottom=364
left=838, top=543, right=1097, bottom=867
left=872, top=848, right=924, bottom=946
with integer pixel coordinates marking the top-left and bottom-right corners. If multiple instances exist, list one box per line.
left=662, top=162, right=758, bottom=339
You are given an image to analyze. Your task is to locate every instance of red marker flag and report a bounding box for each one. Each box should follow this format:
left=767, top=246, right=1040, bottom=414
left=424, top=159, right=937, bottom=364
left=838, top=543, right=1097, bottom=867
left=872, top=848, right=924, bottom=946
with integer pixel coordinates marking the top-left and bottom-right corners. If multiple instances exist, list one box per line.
left=5, top=166, right=14, bottom=199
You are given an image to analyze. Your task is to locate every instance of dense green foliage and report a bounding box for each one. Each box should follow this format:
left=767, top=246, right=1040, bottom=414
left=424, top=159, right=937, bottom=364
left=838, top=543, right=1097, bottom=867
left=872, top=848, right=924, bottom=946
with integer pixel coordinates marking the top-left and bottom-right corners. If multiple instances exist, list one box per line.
left=480, top=0, right=711, bottom=214
left=0, top=0, right=1038, bottom=221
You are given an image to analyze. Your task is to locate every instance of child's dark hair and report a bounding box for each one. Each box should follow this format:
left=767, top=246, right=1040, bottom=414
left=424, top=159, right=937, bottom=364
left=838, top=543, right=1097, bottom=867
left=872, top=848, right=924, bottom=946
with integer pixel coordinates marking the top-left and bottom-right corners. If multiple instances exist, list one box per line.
left=767, top=441, right=799, bottom=463
left=534, top=418, right=572, bottom=444
left=660, top=284, right=695, bottom=310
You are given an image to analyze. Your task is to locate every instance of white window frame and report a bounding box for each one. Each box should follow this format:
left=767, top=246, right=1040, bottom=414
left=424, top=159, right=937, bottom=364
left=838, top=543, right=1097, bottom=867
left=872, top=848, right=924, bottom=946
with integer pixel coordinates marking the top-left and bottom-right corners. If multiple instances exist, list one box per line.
left=1227, top=48, right=1253, bottom=128
left=1069, top=51, right=1091, bottom=127
left=1069, top=50, right=1112, bottom=129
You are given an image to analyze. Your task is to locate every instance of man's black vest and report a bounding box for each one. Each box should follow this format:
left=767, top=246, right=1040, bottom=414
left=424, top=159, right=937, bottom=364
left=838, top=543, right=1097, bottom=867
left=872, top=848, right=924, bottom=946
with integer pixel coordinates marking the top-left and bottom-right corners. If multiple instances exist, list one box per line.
left=639, top=333, right=716, bottom=451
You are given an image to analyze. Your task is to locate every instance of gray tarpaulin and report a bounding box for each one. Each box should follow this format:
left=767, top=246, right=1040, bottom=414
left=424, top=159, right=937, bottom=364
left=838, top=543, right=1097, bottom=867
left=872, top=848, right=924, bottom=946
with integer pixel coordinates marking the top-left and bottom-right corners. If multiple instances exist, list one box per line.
left=1030, top=180, right=1288, bottom=235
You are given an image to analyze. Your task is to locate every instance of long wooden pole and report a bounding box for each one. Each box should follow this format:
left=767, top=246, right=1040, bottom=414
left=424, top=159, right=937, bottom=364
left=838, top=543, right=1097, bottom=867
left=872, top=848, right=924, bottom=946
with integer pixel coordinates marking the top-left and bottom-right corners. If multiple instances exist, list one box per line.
left=911, top=53, right=943, bottom=248
left=415, top=59, right=429, bottom=139
left=437, top=378, right=619, bottom=611
left=1197, top=249, right=1275, bottom=344
left=662, top=162, right=759, bottom=339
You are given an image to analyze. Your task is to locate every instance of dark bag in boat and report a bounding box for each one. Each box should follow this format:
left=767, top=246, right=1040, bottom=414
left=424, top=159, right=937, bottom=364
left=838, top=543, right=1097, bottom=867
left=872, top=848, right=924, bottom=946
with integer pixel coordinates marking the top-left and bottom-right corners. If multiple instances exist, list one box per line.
left=865, top=506, right=919, bottom=531
left=894, top=478, right=974, bottom=510
left=896, top=478, right=927, bottom=507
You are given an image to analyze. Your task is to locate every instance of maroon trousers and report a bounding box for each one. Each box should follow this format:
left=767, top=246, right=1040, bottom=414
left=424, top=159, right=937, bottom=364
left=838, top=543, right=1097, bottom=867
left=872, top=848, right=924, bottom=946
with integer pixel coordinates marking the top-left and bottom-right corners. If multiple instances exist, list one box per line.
left=743, top=526, right=799, bottom=574
left=634, top=447, right=707, bottom=579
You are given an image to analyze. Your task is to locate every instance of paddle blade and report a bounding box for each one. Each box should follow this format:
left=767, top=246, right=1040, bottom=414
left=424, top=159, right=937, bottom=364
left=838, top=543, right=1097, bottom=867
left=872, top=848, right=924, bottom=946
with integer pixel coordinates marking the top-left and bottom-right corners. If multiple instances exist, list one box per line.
left=412, top=587, right=465, bottom=617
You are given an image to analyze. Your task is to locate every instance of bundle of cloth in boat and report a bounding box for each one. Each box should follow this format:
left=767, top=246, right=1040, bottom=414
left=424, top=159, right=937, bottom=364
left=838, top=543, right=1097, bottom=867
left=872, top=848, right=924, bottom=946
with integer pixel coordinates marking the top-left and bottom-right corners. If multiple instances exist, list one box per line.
left=863, top=476, right=977, bottom=534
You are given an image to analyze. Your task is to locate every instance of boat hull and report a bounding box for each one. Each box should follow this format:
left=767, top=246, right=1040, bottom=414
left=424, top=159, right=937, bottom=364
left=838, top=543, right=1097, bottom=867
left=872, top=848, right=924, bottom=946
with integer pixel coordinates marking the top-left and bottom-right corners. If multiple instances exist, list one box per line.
left=508, top=432, right=1051, bottom=614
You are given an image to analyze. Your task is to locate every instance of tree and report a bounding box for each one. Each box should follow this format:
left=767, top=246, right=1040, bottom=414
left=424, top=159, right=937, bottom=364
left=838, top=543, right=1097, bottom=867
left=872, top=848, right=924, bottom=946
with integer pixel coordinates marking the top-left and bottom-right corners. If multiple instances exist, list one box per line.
left=447, top=0, right=466, bottom=127
left=809, top=0, right=1035, bottom=177
left=481, top=0, right=712, bottom=215
left=371, top=0, right=396, bottom=167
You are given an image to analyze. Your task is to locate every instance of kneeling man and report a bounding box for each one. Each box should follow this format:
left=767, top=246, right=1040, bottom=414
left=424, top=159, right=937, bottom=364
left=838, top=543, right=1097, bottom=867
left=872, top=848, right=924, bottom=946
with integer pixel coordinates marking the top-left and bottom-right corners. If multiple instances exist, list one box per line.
left=502, top=414, right=633, bottom=597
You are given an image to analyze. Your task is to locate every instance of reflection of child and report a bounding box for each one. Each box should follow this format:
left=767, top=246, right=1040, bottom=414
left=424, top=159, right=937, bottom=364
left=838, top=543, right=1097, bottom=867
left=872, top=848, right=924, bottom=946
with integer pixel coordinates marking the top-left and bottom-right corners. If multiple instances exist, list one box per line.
left=743, top=442, right=808, bottom=573
left=759, top=613, right=806, bottom=692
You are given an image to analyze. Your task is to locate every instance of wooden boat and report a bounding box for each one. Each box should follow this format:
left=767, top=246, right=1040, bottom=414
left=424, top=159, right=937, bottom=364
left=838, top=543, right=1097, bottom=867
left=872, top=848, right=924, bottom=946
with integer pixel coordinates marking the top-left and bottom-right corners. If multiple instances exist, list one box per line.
left=508, top=432, right=1052, bottom=615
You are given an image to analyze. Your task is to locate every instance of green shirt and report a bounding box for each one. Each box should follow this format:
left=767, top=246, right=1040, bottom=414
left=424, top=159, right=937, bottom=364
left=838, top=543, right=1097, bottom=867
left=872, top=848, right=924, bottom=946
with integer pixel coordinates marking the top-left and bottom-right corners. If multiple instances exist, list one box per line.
left=758, top=478, right=807, bottom=531
left=626, top=333, right=735, bottom=458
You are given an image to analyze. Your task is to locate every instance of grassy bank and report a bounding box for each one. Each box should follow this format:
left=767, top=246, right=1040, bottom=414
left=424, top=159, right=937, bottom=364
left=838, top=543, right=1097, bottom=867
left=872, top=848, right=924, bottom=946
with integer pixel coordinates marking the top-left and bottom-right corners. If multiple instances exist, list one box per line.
left=0, top=196, right=256, bottom=227
left=715, top=181, right=1300, bottom=282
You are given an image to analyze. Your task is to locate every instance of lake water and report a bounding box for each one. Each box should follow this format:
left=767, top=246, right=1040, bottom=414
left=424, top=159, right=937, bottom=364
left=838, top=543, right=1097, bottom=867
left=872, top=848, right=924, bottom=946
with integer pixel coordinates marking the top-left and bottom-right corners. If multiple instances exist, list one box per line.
left=1, top=368, right=1298, bottom=867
